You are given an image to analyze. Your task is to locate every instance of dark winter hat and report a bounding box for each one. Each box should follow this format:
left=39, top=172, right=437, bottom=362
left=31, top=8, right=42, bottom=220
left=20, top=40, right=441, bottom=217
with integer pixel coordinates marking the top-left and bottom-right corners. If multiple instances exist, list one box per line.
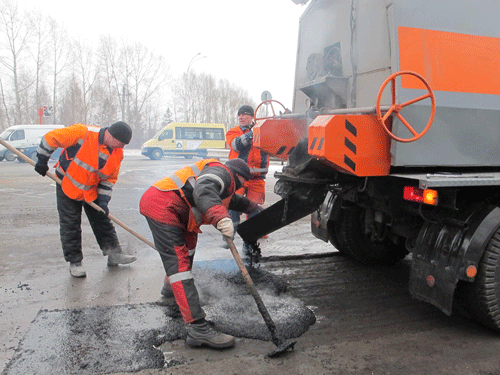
left=107, top=121, right=132, bottom=144
left=225, top=158, right=251, bottom=180
left=237, top=105, right=254, bottom=117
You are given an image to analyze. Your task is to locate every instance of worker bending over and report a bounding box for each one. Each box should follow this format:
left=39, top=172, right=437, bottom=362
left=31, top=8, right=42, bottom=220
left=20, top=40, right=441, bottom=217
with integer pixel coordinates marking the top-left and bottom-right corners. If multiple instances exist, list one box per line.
left=139, top=158, right=261, bottom=349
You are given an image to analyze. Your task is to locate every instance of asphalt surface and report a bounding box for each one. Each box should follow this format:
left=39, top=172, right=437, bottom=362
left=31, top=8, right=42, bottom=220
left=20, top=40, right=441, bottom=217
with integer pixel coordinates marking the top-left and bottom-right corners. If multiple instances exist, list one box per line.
left=2, top=151, right=500, bottom=374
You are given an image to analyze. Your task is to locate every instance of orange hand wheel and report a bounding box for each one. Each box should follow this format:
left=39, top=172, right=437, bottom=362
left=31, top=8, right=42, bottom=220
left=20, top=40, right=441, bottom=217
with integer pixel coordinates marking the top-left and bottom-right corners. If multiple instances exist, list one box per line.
left=376, top=70, right=436, bottom=143
left=254, top=99, right=288, bottom=123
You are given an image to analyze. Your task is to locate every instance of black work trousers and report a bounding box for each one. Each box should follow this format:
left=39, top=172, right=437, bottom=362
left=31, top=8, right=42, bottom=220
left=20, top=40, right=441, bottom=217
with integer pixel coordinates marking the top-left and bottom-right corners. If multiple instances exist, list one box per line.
left=56, top=184, right=119, bottom=263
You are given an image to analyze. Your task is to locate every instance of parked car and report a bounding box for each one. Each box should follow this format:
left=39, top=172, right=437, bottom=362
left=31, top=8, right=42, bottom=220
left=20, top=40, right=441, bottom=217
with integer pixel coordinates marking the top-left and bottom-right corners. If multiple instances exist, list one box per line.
left=17, top=143, right=62, bottom=163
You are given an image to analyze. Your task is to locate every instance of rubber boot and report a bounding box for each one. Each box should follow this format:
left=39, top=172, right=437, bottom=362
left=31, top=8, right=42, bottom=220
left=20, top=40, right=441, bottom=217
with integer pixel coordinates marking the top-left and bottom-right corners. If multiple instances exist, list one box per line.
left=186, top=320, right=235, bottom=349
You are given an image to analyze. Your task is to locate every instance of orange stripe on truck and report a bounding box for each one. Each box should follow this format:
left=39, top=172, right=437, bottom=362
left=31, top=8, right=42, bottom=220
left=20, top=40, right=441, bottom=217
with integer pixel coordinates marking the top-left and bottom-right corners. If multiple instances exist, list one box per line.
left=398, top=26, right=500, bottom=95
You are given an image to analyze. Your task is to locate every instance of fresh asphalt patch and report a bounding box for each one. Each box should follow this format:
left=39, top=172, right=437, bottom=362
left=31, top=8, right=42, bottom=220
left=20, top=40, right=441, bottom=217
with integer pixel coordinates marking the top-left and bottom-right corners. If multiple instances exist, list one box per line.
left=3, top=261, right=315, bottom=374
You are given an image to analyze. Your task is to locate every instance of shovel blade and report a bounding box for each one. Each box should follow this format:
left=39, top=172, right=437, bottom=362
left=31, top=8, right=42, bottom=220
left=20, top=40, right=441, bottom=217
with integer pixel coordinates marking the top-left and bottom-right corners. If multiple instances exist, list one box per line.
left=265, top=338, right=297, bottom=358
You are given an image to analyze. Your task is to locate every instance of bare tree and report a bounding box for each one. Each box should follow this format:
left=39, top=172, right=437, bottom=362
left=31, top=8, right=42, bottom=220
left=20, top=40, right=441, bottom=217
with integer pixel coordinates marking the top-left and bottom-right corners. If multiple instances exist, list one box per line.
left=27, top=9, right=51, bottom=123
left=177, top=71, right=255, bottom=131
left=58, top=73, right=85, bottom=125
left=0, top=0, right=33, bottom=125
left=0, top=2, right=259, bottom=144
left=47, top=16, right=69, bottom=124
left=71, top=38, right=101, bottom=124
left=98, top=35, right=125, bottom=125
left=118, top=41, right=170, bottom=147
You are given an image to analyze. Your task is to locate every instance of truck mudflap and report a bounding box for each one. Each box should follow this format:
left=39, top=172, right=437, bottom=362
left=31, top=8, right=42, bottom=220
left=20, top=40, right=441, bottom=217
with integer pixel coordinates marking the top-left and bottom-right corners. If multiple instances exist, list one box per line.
left=409, top=205, right=500, bottom=315
left=311, top=191, right=341, bottom=243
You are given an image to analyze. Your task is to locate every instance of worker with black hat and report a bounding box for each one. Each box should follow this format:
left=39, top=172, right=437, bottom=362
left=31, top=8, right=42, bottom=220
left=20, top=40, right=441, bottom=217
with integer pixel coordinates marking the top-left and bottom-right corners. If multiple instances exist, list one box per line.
left=226, top=104, right=270, bottom=255
left=35, top=122, right=136, bottom=278
left=139, top=158, right=261, bottom=350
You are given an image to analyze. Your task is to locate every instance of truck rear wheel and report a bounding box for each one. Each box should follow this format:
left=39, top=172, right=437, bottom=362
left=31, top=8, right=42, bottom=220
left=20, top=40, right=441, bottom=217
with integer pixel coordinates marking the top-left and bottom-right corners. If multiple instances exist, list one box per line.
left=333, top=206, right=407, bottom=265
left=455, top=226, right=500, bottom=332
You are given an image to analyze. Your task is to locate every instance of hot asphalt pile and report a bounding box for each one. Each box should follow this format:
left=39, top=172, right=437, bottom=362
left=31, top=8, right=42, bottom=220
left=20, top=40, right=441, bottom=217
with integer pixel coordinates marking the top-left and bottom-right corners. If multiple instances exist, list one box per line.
left=3, top=263, right=315, bottom=374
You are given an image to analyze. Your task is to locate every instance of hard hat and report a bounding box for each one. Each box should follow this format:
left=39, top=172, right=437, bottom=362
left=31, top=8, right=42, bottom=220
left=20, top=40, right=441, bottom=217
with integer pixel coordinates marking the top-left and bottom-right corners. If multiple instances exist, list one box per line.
left=225, top=158, right=251, bottom=180
left=107, top=121, right=132, bottom=144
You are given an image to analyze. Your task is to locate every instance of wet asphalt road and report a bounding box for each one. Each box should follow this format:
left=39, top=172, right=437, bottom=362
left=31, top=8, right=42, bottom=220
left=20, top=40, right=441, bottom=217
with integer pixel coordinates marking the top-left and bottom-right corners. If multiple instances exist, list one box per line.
left=2, top=152, right=500, bottom=374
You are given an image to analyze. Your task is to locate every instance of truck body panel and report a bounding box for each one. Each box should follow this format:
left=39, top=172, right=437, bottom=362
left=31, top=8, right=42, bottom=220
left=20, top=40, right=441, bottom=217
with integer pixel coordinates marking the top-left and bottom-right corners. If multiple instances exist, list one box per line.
left=294, top=0, right=500, bottom=168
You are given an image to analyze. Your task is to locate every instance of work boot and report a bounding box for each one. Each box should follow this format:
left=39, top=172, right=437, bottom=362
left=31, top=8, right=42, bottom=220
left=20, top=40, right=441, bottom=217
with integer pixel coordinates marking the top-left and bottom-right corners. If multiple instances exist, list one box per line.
left=107, top=251, right=137, bottom=266
left=69, top=262, right=86, bottom=278
left=186, top=320, right=235, bottom=349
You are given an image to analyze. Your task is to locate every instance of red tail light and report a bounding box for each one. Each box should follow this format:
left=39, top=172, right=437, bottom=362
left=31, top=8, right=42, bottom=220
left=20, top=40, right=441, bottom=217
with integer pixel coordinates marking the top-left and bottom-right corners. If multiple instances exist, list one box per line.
left=404, top=186, right=438, bottom=206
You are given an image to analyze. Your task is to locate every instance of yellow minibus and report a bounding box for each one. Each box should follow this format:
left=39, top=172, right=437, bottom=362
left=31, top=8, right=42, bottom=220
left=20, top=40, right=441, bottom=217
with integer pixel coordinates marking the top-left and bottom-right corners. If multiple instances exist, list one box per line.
left=141, top=122, right=226, bottom=160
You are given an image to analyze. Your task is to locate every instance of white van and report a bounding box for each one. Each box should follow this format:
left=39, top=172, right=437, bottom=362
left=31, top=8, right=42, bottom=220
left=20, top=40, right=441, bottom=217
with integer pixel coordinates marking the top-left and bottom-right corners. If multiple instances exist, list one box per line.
left=0, top=124, right=65, bottom=162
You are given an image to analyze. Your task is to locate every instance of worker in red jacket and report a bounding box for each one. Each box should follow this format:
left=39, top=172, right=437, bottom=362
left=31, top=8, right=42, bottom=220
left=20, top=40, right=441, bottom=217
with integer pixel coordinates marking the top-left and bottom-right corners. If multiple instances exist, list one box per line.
left=139, top=158, right=261, bottom=349
left=225, top=105, right=270, bottom=254
left=34, top=122, right=136, bottom=278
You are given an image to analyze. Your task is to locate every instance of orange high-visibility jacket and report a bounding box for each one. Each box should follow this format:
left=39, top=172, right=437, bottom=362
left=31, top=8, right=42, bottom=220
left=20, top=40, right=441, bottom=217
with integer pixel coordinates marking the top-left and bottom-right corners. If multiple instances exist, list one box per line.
left=153, top=159, right=234, bottom=233
left=39, top=124, right=123, bottom=202
left=226, top=125, right=269, bottom=179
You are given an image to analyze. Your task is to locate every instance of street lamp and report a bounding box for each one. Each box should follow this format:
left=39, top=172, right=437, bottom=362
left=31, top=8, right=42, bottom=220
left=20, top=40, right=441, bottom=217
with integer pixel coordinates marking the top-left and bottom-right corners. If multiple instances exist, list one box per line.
left=185, top=53, right=207, bottom=122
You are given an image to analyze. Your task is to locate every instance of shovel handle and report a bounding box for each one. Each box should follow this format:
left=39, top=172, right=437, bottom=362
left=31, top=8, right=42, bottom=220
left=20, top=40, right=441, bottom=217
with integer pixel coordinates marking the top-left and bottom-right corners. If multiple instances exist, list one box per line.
left=224, top=236, right=283, bottom=347
left=0, top=138, right=156, bottom=250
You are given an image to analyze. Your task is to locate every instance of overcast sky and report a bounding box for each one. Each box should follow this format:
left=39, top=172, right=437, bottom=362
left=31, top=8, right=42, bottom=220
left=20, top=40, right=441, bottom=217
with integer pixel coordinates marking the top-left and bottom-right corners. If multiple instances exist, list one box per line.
left=15, top=0, right=307, bottom=109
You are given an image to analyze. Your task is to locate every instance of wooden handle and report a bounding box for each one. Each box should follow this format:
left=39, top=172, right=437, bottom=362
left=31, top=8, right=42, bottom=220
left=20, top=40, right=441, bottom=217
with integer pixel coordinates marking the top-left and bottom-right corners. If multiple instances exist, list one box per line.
left=224, top=236, right=283, bottom=347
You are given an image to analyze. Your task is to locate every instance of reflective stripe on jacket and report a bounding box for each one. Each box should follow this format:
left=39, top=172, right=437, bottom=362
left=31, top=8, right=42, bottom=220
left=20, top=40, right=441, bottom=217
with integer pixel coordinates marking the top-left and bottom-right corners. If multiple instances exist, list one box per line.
left=39, top=124, right=123, bottom=202
left=153, top=158, right=234, bottom=233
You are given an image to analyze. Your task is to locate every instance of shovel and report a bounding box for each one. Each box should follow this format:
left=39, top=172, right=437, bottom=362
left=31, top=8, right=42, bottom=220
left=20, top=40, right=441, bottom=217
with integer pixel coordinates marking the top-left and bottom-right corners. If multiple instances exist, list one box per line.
left=224, top=236, right=296, bottom=357
left=0, top=139, right=156, bottom=250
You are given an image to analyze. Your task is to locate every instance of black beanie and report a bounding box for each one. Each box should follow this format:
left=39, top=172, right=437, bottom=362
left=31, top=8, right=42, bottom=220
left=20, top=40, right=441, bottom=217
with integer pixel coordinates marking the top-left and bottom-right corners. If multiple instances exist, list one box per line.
left=107, top=121, right=132, bottom=144
left=237, top=105, right=254, bottom=117
left=225, top=158, right=251, bottom=180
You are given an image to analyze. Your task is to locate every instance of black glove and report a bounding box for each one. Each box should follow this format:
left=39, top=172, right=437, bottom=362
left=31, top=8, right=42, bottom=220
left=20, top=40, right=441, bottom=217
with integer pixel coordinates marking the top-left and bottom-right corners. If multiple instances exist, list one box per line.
left=96, top=199, right=109, bottom=217
left=34, top=161, right=49, bottom=176
left=244, top=131, right=253, bottom=141
left=34, top=154, right=50, bottom=176
left=242, top=131, right=253, bottom=146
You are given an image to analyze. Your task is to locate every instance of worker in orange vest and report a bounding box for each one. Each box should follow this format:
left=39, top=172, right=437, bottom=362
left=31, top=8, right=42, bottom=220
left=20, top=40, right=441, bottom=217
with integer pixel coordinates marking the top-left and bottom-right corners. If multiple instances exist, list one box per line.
left=35, top=122, right=136, bottom=278
left=139, top=158, right=262, bottom=349
left=226, top=105, right=270, bottom=255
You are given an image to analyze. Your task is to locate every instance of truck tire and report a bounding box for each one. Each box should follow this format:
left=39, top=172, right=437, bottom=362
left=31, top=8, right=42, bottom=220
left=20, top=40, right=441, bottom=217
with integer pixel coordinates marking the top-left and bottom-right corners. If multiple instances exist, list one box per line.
left=334, top=206, right=407, bottom=265
left=455, top=227, right=500, bottom=332
left=150, top=149, right=163, bottom=160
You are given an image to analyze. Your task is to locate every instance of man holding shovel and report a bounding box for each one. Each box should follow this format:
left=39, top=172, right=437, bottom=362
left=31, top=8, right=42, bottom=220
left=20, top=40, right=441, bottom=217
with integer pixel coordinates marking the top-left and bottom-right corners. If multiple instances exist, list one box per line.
left=139, top=158, right=261, bottom=349
left=34, top=122, right=137, bottom=278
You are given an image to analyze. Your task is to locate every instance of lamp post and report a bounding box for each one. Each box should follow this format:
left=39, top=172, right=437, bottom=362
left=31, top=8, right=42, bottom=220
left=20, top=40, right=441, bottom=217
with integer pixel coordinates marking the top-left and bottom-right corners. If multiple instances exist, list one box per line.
left=184, top=53, right=207, bottom=122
